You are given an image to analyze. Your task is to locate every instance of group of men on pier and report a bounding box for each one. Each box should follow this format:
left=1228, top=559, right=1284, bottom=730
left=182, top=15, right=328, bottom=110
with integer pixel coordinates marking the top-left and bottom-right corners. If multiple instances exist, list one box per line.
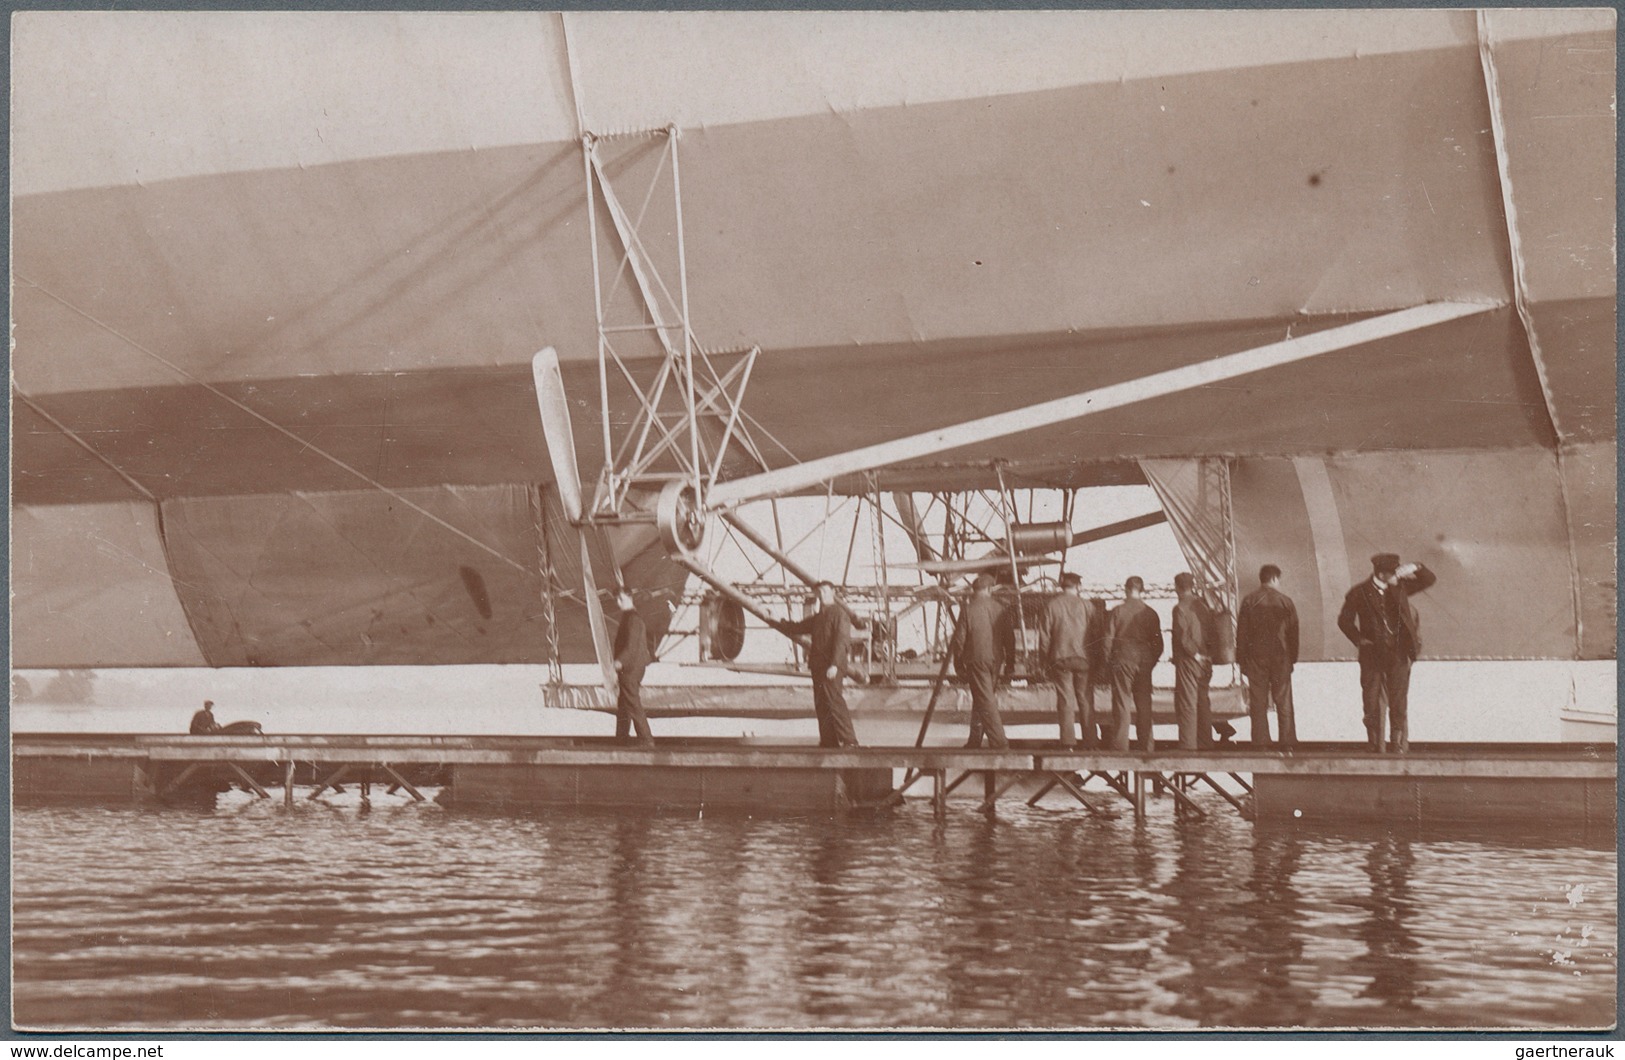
left=607, top=551, right=1436, bottom=757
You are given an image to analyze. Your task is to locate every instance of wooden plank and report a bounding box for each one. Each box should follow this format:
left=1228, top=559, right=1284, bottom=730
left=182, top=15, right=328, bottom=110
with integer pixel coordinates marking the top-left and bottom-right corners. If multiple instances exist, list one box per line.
left=1151, top=772, right=1206, bottom=818
left=1051, top=771, right=1109, bottom=818
left=977, top=772, right=1026, bottom=813
left=158, top=763, right=204, bottom=798
left=379, top=763, right=425, bottom=803
left=1025, top=776, right=1059, bottom=806
left=1191, top=771, right=1254, bottom=819
left=13, top=737, right=1618, bottom=781
left=307, top=764, right=352, bottom=799
left=227, top=763, right=271, bottom=799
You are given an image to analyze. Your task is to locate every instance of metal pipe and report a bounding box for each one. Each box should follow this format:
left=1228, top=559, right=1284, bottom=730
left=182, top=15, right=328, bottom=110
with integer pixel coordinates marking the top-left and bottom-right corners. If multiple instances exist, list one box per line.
left=707, top=302, right=1498, bottom=508
left=995, top=464, right=1031, bottom=664
left=720, top=510, right=818, bottom=586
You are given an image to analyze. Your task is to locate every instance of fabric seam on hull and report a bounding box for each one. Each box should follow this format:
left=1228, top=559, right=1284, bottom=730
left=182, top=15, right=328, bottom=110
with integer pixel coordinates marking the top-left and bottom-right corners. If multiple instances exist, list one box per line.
left=152, top=500, right=221, bottom=667
left=14, top=274, right=532, bottom=576
left=1476, top=10, right=1585, bottom=658
left=14, top=390, right=156, bottom=503
left=1291, top=455, right=1354, bottom=648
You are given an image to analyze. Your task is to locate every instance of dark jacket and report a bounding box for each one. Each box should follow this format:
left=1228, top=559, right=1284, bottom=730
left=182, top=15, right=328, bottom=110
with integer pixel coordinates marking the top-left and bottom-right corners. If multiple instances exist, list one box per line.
left=951, top=593, right=1010, bottom=671
left=1105, top=598, right=1163, bottom=665
left=781, top=603, right=866, bottom=675
left=189, top=709, right=219, bottom=735
left=1171, top=598, right=1212, bottom=664
left=614, top=608, right=654, bottom=674
left=1235, top=585, right=1300, bottom=670
left=1337, top=565, right=1437, bottom=660
left=1039, top=592, right=1094, bottom=668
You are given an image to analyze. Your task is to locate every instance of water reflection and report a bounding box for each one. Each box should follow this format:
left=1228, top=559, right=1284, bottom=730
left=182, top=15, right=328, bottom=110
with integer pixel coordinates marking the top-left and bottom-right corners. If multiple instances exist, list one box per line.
left=10, top=800, right=1616, bottom=1030
left=1353, top=833, right=1423, bottom=1014
left=1235, top=832, right=1311, bottom=1026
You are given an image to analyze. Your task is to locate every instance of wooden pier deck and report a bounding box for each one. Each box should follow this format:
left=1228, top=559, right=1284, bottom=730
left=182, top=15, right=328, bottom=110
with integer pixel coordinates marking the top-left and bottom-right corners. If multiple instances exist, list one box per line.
left=13, top=734, right=1616, bottom=826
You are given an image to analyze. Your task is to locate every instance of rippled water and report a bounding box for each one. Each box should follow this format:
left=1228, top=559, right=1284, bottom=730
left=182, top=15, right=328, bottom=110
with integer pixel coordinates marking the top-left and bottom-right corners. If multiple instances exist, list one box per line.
left=11, top=793, right=1617, bottom=1030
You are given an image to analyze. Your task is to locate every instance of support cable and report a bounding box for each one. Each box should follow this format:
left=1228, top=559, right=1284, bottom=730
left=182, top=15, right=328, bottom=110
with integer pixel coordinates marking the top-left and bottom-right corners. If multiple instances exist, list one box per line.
left=16, top=277, right=529, bottom=575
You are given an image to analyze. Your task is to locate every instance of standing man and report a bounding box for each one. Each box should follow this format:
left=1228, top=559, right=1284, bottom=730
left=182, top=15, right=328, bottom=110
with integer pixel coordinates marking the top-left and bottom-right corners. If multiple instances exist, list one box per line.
left=1040, top=572, right=1096, bottom=749
left=775, top=581, right=867, bottom=748
left=1338, top=554, right=1437, bottom=753
left=1104, top=576, right=1164, bottom=751
left=1170, top=573, right=1215, bottom=750
left=951, top=573, right=1010, bottom=750
left=1236, top=565, right=1300, bottom=751
left=612, top=589, right=656, bottom=748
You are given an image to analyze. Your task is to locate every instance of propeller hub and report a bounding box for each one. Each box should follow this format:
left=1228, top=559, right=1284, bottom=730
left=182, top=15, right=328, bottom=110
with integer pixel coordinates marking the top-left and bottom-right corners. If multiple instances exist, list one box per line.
left=656, top=481, right=707, bottom=559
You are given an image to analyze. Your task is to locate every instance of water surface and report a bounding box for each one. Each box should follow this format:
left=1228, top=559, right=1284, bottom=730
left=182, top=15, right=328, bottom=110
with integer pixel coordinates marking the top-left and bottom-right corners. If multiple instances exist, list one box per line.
left=12, top=794, right=1616, bottom=1030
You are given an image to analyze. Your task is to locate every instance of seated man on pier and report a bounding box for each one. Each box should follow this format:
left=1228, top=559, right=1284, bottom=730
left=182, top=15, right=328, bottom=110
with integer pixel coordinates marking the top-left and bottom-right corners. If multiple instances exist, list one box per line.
left=773, top=581, right=867, bottom=748
left=189, top=699, right=220, bottom=735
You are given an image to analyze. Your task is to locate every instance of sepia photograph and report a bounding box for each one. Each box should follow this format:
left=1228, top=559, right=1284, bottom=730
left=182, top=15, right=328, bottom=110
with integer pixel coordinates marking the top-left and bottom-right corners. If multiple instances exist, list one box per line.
left=8, top=7, right=1618, bottom=1034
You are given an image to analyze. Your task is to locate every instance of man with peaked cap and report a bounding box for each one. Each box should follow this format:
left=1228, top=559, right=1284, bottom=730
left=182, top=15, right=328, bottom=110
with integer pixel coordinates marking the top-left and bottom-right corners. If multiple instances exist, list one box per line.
left=612, top=588, right=656, bottom=747
left=1040, top=571, right=1097, bottom=749
left=951, top=572, right=1011, bottom=750
left=774, top=581, right=868, bottom=748
left=1104, top=576, right=1164, bottom=751
left=1338, top=553, right=1437, bottom=753
left=1236, top=564, right=1300, bottom=751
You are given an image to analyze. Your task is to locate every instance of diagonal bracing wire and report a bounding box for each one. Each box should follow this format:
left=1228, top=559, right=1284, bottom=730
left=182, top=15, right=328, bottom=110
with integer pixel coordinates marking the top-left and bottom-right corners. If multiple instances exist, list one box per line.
left=16, top=275, right=532, bottom=576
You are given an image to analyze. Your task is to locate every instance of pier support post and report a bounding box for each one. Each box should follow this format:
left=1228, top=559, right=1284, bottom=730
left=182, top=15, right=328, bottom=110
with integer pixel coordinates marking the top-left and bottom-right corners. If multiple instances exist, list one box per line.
left=283, top=761, right=295, bottom=808
left=1132, top=771, right=1147, bottom=819
left=933, top=769, right=946, bottom=819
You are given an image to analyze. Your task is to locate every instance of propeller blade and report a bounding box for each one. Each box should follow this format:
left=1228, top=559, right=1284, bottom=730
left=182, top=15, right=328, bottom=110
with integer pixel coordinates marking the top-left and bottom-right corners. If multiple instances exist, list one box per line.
left=532, top=347, right=585, bottom=523
left=578, top=529, right=619, bottom=696
left=531, top=347, right=616, bottom=693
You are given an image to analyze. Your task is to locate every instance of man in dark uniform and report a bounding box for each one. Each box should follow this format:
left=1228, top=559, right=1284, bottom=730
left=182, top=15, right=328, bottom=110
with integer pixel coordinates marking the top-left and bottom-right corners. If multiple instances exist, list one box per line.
left=1236, top=564, right=1300, bottom=750
left=1040, top=572, right=1096, bottom=749
left=612, top=588, right=656, bottom=747
left=1338, top=553, right=1436, bottom=753
left=1170, top=573, right=1215, bottom=750
left=776, top=581, right=867, bottom=748
left=1104, top=576, right=1164, bottom=751
left=189, top=700, right=220, bottom=735
left=951, top=573, right=1010, bottom=750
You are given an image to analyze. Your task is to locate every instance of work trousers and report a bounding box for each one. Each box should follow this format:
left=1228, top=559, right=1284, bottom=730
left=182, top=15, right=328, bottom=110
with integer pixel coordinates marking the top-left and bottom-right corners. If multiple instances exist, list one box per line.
left=1243, top=660, right=1296, bottom=749
left=963, top=662, right=1009, bottom=749
left=812, top=670, right=860, bottom=748
left=616, top=667, right=654, bottom=745
left=1359, top=649, right=1412, bottom=752
left=1109, top=652, right=1155, bottom=751
left=1050, top=657, right=1093, bottom=748
left=1173, top=656, right=1214, bottom=750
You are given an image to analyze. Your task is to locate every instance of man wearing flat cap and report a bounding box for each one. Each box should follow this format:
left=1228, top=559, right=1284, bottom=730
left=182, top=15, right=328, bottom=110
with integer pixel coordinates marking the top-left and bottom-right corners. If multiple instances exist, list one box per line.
left=1338, top=553, right=1437, bottom=753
